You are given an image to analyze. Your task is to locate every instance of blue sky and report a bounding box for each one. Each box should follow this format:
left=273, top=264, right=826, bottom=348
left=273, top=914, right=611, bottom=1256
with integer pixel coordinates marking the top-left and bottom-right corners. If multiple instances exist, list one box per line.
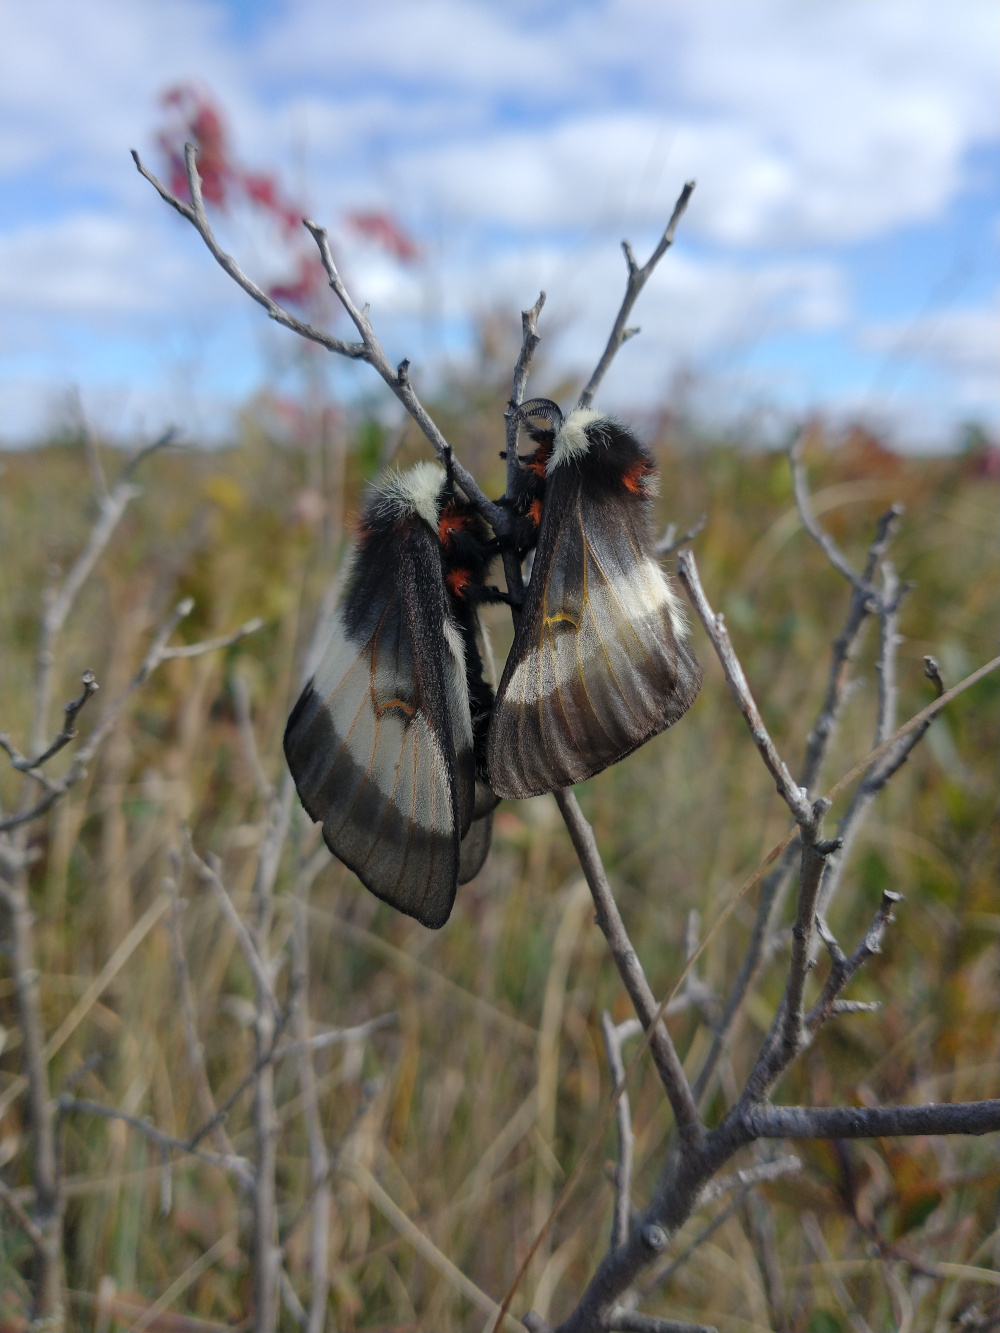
left=1, top=0, right=997, bottom=449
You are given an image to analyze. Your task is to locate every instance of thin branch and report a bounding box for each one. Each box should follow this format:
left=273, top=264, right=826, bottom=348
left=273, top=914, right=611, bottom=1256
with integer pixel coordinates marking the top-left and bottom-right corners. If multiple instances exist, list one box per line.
left=165, top=869, right=246, bottom=1178
left=655, top=513, right=707, bottom=558
left=555, top=789, right=703, bottom=1149
left=745, top=1099, right=1000, bottom=1139
left=303, top=219, right=500, bottom=523
left=0, top=1176, right=46, bottom=1252
left=802, top=1212, right=874, bottom=1333
left=697, top=1153, right=802, bottom=1207
left=501, top=291, right=547, bottom=601
left=291, top=865, right=329, bottom=1333
left=0, top=671, right=99, bottom=776
left=789, top=430, right=867, bottom=590
left=135, top=143, right=500, bottom=525
left=607, top=1316, right=717, bottom=1333
left=132, top=146, right=364, bottom=359
left=30, top=478, right=139, bottom=755
left=693, top=502, right=903, bottom=1105
left=0, top=603, right=263, bottom=833
left=799, top=505, right=903, bottom=793
left=233, top=674, right=277, bottom=804
left=579, top=181, right=695, bottom=408
left=184, top=841, right=281, bottom=1021
left=121, top=424, right=180, bottom=481
left=807, top=890, right=902, bottom=1034
left=677, top=549, right=812, bottom=825
left=58, top=1097, right=253, bottom=1176
left=602, top=1012, right=638, bottom=1252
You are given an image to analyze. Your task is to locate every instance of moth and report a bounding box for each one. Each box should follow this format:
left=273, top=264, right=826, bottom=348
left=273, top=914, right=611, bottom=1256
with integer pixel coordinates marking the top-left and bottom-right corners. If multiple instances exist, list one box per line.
left=487, top=400, right=702, bottom=799
left=284, top=462, right=498, bottom=929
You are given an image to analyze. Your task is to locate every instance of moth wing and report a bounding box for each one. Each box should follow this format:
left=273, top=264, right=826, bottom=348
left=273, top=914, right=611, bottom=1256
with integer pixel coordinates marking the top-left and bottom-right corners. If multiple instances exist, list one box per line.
left=458, top=783, right=495, bottom=884
left=488, top=478, right=701, bottom=798
left=285, top=575, right=462, bottom=929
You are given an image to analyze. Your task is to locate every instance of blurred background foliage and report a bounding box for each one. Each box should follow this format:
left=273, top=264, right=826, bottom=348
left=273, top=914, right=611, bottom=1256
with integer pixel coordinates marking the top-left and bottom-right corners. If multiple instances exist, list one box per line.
left=0, top=328, right=997, bottom=1330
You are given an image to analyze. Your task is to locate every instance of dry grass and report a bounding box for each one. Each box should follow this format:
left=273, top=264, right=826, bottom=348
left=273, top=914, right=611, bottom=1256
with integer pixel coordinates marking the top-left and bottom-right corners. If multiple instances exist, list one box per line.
left=1, top=385, right=997, bottom=1331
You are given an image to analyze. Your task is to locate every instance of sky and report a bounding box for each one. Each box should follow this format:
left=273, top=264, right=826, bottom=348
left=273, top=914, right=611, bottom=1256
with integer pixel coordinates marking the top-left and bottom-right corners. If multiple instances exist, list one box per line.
left=1, top=0, right=998, bottom=450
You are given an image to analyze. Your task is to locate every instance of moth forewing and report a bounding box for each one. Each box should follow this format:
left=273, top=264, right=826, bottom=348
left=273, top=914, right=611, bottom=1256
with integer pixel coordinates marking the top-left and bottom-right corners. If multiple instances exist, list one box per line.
left=487, top=408, right=702, bottom=799
left=284, top=466, right=467, bottom=930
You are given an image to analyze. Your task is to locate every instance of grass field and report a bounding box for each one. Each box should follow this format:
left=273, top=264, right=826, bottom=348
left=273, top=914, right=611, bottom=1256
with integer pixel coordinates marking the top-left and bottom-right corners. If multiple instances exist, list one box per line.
left=1, top=387, right=997, bottom=1331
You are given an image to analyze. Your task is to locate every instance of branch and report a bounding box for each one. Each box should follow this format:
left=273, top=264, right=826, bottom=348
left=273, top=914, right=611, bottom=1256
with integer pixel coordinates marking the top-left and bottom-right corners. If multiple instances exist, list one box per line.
left=555, top=790, right=703, bottom=1149
left=601, top=1013, right=641, bottom=1252
left=676, top=549, right=812, bottom=825
left=185, top=841, right=281, bottom=1021
left=0, top=605, right=262, bottom=833
left=807, top=890, right=902, bottom=1034
left=0, top=1176, right=46, bottom=1252
left=579, top=181, right=695, bottom=408
left=58, top=1096, right=253, bottom=1177
left=789, top=429, right=868, bottom=589
left=694, top=501, right=905, bottom=1104
left=29, top=477, right=139, bottom=757
left=0, top=671, right=99, bottom=777
left=134, top=143, right=500, bottom=525
left=133, top=146, right=364, bottom=359
left=745, top=1099, right=1000, bottom=1139
left=500, top=291, right=547, bottom=602
left=303, top=219, right=501, bottom=524
left=165, top=869, right=245, bottom=1176
left=799, top=505, right=903, bottom=793
left=607, top=1316, right=717, bottom=1333
left=655, top=513, right=707, bottom=558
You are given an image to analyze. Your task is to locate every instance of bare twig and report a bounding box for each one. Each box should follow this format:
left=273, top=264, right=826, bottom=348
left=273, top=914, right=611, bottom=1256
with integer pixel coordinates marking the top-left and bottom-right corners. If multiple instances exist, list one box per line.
left=165, top=868, right=246, bottom=1177
left=58, top=1096, right=252, bottom=1177
left=607, top=1316, right=717, bottom=1333
left=579, top=181, right=695, bottom=408
left=745, top=1100, right=1000, bottom=1139
left=602, top=1013, right=640, bottom=1251
left=0, top=1175, right=46, bottom=1252
left=184, top=842, right=282, bottom=1028
left=676, top=550, right=812, bottom=825
left=0, top=670, right=99, bottom=777
left=789, top=431, right=868, bottom=590
left=291, top=854, right=330, bottom=1333
left=0, top=603, right=263, bottom=833
left=233, top=674, right=277, bottom=804
left=134, top=144, right=500, bottom=525
left=807, top=890, right=902, bottom=1034
left=555, top=790, right=703, bottom=1149
left=802, top=1211, right=874, bottom=1333
left=655, top=513, right=707, bottom=558
left=121, top=424, right=180, bottom=481
left=697, top=1153, right=802, bottom=1207
left=500, top=291, right=547, bottom=602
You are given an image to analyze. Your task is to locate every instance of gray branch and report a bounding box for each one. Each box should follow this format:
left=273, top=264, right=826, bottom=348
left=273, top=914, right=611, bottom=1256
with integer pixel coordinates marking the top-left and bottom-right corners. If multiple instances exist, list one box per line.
left=745, top=1100, right=1000, bottom=1139
left=602, top=1012, right=640, bottom=1252
left=555, top=789, right=704, bottom=1149
left=677, top=549, right=813, bottom=826
left=578, top=181, right=695, bottom=408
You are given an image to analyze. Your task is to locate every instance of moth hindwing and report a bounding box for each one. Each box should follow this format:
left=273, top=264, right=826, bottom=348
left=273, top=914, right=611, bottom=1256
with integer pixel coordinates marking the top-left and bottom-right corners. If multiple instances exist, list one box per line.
left=487, top=404, right=702, bottom=799
left=284, top=461, right=496, bottom=928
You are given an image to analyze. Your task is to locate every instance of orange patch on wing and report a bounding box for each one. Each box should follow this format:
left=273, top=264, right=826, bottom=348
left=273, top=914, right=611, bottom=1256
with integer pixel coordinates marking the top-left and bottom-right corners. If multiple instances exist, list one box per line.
left=528, top=499, right=543, bottom=526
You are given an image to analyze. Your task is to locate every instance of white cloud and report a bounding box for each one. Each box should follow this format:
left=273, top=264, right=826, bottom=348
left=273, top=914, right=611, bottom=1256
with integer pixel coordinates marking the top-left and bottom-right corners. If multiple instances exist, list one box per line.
left=0, top=0, right=997, bottom=446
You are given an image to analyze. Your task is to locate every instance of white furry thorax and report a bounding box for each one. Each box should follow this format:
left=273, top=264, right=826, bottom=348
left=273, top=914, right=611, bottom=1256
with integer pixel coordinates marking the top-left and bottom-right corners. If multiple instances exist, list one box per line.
left=547, top=408, right=605, bottom=474
left=374, top=461, right=446, bottom=531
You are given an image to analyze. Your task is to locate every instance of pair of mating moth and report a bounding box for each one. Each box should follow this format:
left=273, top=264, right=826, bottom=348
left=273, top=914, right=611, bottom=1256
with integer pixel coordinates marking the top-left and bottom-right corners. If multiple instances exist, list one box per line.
left=284, top=401, right=703, bottom=928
